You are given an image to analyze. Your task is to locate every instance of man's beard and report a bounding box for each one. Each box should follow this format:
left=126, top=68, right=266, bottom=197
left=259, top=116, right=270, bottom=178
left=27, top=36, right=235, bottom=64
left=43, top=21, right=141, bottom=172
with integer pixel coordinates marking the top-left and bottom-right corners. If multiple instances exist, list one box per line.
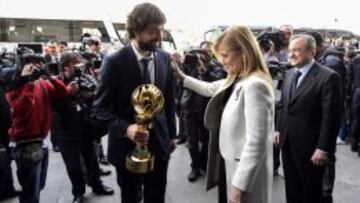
left=138, top=40, right=159, bottom=52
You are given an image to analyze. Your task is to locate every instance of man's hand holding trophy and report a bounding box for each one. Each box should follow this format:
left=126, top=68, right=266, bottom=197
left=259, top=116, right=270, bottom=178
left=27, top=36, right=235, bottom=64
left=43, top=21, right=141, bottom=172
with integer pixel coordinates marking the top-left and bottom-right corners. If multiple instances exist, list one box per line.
left=125, top=84, right=164, bottom=174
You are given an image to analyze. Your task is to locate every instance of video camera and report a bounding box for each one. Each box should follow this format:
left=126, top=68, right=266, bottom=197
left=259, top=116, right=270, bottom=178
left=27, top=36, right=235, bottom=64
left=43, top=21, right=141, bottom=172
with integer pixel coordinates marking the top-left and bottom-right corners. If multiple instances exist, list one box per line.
left=183, top=48, right=211, bottom=67
left=15, top=47, right=48, bottom=81
left=257, top=29, right=286, bottom=52
left=73, top=64, right=97, bottom=92
left=267, top=60, right=292, bottom=79
left=80, top=52, right=102, bottom=70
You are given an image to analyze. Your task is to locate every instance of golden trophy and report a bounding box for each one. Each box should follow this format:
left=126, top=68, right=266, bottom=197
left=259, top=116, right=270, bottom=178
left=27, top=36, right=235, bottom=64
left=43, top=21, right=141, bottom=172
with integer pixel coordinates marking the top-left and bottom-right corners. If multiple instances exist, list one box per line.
left=125, top=84, right=164, bottom=174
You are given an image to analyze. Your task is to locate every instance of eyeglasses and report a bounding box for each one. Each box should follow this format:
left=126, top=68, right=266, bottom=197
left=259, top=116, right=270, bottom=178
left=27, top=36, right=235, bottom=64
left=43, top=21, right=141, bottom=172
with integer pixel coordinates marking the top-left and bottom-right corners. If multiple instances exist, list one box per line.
left=93, top=41, right=100, bottom=46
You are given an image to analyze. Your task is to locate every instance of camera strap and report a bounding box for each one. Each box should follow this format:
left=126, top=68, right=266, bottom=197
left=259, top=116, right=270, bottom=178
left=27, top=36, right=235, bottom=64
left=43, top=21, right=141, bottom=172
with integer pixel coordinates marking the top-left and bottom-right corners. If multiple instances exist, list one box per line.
left=38, top=82, right=49, bottom=135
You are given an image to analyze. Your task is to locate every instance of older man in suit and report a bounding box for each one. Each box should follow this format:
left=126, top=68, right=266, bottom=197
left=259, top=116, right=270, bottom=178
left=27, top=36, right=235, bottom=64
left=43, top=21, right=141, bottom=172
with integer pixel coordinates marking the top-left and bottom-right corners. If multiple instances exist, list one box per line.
left=92, top=3, right=176, bottom=203
left=274, top=34, right=341, bottom=203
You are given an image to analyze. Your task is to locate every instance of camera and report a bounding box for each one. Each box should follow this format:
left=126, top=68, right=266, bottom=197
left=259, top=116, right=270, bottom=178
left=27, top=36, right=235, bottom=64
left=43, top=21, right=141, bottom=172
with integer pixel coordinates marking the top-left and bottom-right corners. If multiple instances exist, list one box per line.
left=16, top=47, right=48, bottom=81
left=73, top=66, right=97, bottom=92
left=80, top=52, right=102, bottom=70
left=267, top=60, right=292, bottom=79
left=184, top=54, right=198, bottom=67
left=183, top=49, right=211, bottom=67
left=257, top=29, right=286, bottom=52
left=79, top=33, right=92, bottom=52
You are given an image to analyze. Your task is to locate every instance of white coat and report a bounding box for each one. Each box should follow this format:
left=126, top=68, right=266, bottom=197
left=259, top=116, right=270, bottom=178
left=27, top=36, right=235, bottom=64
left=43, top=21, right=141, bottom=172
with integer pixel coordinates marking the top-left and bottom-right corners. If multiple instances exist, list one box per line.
left=183, top=73, right=274, bottom=203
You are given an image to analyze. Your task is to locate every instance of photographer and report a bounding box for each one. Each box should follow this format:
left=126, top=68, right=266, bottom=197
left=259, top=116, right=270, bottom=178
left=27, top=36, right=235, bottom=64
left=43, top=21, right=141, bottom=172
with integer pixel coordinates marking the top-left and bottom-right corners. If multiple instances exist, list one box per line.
left=5, top=49, right=69, bottom=203
left=258, top=27, right=293, bottom=176
left=278, top=24, right=294, bottom=62
left=180, top=48, right=226, bottom=182
left=53, top=52, right=113, bottom=202
left=83, top=40, right=110, bottom=165
left=79, top=50, right=110, bottom=167
left=88, top=37, right=105, bottom=60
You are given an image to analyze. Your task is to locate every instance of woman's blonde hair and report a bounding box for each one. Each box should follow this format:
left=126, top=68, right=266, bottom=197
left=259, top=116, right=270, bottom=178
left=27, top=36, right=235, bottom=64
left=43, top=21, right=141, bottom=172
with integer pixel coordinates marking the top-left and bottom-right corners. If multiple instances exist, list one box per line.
left=213, top=26, right=273, bottom=87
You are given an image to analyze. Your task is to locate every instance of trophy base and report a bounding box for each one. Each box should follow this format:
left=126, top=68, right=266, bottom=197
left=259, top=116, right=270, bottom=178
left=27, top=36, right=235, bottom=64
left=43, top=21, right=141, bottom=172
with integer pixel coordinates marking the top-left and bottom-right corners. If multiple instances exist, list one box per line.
left=125, top=154, right=155, bottom=174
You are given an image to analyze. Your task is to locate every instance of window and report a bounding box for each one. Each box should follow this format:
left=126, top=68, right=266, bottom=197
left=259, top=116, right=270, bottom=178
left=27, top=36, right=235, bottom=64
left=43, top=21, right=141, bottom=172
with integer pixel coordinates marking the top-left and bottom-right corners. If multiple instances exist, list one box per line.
left=0, top=18, right=111, bottom=43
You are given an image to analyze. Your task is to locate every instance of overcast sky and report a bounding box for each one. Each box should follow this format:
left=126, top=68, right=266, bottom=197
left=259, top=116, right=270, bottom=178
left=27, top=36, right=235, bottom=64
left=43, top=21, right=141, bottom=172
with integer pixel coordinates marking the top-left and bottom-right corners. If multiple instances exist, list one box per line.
left=0, top=0, right=359, bottom=34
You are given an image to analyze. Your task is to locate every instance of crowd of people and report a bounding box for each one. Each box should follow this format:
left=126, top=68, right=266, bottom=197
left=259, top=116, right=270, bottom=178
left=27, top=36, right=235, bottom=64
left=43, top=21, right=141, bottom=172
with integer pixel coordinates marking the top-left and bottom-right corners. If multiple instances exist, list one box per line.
left=1, top=2, right=360, bottom=203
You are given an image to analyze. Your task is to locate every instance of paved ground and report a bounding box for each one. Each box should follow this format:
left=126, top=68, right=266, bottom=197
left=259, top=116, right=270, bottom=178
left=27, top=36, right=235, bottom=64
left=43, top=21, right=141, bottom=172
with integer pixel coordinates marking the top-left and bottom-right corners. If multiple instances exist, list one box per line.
left=1, top=141, right=360, bottom=203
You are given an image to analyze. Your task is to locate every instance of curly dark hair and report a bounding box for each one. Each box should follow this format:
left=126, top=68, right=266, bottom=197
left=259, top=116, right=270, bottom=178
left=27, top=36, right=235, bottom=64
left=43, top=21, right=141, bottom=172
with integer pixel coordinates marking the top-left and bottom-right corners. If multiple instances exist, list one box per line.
left=126, top=3, right=166, bottom=39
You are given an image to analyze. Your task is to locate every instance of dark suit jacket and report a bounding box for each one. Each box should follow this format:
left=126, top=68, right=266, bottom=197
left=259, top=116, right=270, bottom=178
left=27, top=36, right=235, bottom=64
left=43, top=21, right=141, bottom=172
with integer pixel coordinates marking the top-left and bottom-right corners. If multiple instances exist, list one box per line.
left=276, top=62, right=341, bottom=158
left=92, top=45, right=176, bottom=167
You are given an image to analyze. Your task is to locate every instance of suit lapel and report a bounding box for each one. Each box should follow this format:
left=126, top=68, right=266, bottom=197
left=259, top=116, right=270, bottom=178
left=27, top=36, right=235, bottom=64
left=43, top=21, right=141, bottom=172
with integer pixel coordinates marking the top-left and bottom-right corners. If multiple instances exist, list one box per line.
left=284, top=69, right=295, bottom=104
left=153, top=51, right=163, bottom=88
left=290, top=63, right=319, bottom=104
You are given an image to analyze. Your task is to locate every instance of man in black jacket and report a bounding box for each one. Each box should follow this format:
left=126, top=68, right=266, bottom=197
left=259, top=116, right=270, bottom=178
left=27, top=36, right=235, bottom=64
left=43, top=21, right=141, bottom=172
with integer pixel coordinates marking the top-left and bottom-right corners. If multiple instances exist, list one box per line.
left=92, top=3, right=176, bottom=203
left=54, top=52, right=113, bottom=203
left=181, top=48, right=225, bottom=182
left=274, top=34, right=341, bottom=203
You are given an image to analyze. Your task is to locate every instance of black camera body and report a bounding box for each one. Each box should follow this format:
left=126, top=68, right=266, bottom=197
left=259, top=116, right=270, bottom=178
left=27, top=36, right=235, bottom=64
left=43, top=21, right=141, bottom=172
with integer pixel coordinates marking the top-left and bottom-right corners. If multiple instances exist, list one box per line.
left=16, top=48, right=48, bottom=81
left=258, top=30, right=286, bottom=52
left=183, top=54, right=198, bottom=67
left=183, top=49, right=211, bottom=67
left=73, top=68, right=97, bottom=92
left=267, top=60, right=292, bottom=79
left=80, top=52, right=102, bottom=70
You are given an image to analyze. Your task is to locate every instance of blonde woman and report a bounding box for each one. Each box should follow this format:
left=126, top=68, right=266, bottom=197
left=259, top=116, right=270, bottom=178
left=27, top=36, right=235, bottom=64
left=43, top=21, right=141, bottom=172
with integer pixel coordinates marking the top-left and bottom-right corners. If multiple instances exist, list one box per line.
left=173, top=26, right=274, bottom=203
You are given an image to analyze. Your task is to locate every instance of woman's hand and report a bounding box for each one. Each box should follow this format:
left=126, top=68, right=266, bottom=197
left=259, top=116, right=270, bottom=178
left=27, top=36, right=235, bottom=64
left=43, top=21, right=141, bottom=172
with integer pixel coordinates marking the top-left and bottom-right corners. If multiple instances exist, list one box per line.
left=171, top=53, right=186, bottom=81
left=229, top=186, right=246, bottom=203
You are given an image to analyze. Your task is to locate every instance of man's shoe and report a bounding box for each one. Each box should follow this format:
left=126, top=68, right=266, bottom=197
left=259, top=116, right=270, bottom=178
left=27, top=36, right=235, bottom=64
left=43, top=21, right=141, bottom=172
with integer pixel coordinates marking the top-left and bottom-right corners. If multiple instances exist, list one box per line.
left=72, top=196, right=84, bottom=203
left=93, top=185, right=114, bottom=195
left=336, top=137, right=347, bottom=145
left=99, top=156, right=110, bottom=165
left=187, top=169, right=201, bottom=182
left=0, top=189, right=21, bottom=200
left=177, top=138, right=186, bottom=145
left=351, top=143, right=359, bottom=152
left=99, top=167, right=111, bottom=176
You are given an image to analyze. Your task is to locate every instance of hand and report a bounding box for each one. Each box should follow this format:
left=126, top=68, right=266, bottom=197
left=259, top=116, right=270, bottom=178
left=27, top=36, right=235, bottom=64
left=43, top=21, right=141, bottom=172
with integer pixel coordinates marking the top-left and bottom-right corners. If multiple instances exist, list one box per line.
left=169, top=139, right=177, bottom=153
left=273, top=131, right=283, bottom=147
left=171, top=51, right=183, bottom=64
left=126, top=124, right=149, bottom=145
left=67, top=81, right=79, bottom=96
left=21, top=63, right=36, bottom=77
left=197, top=54, right=206, bottom=73
left=229, top=185, right=246, bottom=203
left=311, top=149, right=328, bottom=166
left=171, top=59, right=186, bottom=81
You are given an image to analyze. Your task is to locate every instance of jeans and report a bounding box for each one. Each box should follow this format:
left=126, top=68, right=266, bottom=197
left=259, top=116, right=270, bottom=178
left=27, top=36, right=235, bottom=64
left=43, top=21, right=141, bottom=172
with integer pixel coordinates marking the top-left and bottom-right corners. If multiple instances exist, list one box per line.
left=0, top=145, right=17, bottom=195
left=13, top=146, right=48, bottom=203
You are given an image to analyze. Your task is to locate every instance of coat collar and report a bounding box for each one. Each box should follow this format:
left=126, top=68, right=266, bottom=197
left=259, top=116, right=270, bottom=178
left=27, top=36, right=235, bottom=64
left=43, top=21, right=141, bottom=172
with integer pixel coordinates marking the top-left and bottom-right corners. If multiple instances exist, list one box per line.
left=125, top=45, right=162, bottom=86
